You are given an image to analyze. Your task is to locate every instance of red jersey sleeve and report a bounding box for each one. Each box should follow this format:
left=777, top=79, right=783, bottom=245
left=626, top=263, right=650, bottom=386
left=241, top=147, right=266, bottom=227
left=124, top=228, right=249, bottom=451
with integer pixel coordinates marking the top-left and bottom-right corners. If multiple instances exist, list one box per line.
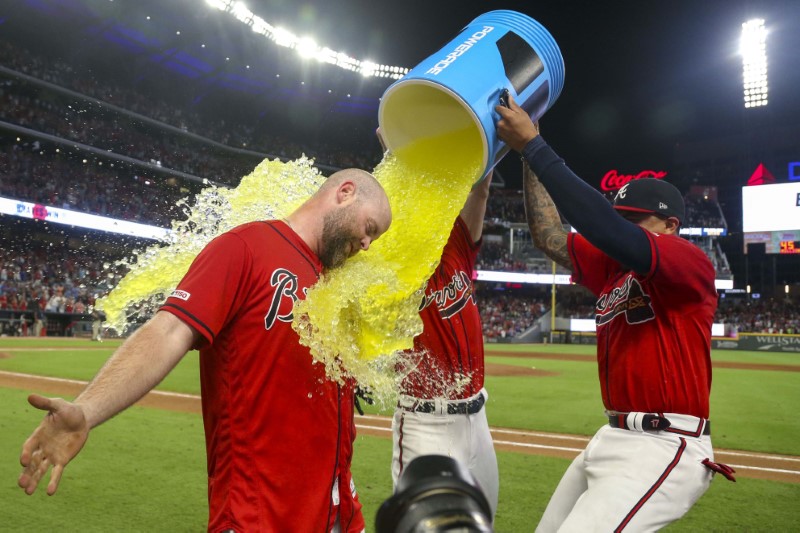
left=451, top=215, right=481, bottom=274
left=645, top=233, right=717, bottom=304
left=568, top=232, right=618, bottom=296
left=160, top=232, right=253, bottom=347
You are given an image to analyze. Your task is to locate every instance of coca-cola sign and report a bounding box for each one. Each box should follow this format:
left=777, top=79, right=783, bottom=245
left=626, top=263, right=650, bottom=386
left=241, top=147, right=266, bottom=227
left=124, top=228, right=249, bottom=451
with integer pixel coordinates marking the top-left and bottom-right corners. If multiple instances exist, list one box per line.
left=601, top=170, right=668, bottom=191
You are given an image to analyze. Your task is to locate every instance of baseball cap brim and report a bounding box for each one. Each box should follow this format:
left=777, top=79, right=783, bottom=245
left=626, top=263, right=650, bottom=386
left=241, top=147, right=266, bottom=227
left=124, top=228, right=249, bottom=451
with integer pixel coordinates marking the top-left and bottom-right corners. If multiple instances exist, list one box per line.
left=614, top=206, right=657, bottom=215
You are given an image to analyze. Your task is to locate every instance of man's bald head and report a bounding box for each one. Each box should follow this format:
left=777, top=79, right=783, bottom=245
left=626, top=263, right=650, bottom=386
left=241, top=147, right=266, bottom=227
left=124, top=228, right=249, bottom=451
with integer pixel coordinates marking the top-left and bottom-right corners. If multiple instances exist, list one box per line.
left=298, top=168, right=392, bottom=269
left=318, top=169, right=383, bottom=200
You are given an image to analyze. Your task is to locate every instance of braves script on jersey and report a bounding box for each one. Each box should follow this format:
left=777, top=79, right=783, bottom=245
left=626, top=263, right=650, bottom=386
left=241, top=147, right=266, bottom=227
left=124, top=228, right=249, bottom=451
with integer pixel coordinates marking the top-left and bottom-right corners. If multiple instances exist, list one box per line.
left=568, top=230, right=718, bottom=418
left=402, top=217, right=483, bottom=399
left=161, top=221, right=363, bottom=532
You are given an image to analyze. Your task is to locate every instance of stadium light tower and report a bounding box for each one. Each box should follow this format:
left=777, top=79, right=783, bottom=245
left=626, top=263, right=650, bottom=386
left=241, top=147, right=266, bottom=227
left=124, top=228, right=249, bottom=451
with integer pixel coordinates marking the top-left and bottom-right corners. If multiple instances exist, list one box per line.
left=740, top=18, right=768, bottom=108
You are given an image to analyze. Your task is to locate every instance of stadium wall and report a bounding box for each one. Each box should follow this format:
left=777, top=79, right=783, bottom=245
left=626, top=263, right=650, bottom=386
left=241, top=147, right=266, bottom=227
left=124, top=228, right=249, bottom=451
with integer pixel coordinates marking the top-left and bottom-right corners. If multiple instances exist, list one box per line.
left=712, top=333, right=800, bottom=353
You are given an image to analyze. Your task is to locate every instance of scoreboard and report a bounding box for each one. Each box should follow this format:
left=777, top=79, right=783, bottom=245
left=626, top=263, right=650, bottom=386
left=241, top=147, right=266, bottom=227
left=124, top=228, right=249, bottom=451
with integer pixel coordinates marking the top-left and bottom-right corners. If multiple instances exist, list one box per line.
left=742, top=182, right=800, bottom=254
left=779, top=240, right=800, bottom=254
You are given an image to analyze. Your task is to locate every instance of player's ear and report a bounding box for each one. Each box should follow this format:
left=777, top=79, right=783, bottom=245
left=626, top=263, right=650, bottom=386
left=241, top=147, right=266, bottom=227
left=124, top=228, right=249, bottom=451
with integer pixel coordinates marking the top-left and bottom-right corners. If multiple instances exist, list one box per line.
left=665, top=217, right=680, bottom=233
left=336, top=180, right=357, bottom=205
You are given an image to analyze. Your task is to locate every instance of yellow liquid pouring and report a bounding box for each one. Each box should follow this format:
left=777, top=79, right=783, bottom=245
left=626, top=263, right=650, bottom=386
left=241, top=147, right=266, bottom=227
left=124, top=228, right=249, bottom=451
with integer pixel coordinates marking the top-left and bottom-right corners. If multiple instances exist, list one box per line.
left=98, top=127, right=483, bottom=403
left=98, top=157, right=326, bottom=331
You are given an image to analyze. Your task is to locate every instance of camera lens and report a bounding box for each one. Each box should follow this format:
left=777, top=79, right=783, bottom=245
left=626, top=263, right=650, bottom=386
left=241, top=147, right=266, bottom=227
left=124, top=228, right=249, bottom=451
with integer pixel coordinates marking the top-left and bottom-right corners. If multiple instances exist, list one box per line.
left=376, top=455, right=493, bottom=533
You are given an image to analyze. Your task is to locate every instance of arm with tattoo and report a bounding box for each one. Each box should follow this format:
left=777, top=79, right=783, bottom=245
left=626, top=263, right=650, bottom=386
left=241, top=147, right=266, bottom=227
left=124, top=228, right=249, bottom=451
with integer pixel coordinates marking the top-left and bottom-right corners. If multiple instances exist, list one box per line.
left=497, top=95, right=652, bottom=273
left=523, top=162, right=572, bottom=270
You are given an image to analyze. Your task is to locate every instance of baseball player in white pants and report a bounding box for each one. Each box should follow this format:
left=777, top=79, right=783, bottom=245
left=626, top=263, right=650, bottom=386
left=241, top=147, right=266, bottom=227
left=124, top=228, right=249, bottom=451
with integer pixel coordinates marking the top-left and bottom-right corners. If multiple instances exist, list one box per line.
left=390, top=170, right=499, bottom=519
left=537, top=414, right=716, bottom=531
left=392, top=388, right=499, bottom=517
left=495, top=97, right=735, bottom=531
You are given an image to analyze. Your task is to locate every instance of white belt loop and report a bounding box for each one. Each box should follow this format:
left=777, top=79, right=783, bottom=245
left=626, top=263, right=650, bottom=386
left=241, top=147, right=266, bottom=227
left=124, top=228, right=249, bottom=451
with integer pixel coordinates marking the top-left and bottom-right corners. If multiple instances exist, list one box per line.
left=627, top=412, right=645, bottom=432
left=434, top=397, right=446, bottom=416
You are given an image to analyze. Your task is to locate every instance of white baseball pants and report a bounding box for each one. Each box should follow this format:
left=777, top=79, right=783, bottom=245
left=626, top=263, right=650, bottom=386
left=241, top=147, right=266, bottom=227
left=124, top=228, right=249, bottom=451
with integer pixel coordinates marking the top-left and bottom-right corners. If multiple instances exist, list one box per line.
left=391, top=388, right=499, bottom=519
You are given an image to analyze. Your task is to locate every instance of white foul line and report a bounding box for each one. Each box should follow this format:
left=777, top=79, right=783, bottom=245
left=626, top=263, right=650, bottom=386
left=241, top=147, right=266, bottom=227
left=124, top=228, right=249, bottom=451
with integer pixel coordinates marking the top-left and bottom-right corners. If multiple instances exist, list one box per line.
left=0, top=370, right=200, bottom=400
left=717, top=450, right=800, bottom=463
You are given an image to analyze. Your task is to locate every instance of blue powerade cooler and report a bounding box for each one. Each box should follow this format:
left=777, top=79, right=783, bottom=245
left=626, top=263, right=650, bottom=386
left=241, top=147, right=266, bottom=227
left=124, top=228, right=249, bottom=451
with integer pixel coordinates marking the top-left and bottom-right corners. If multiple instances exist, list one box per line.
left=378, top=10, right=565, bottom=184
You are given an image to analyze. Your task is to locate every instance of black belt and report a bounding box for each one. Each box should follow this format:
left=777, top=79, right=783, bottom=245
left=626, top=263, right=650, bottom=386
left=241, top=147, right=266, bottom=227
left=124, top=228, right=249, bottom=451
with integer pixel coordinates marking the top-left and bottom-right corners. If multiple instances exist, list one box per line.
left=406, top=393, right=486, bottom=415
left=608, top=414, right=710, bottom=435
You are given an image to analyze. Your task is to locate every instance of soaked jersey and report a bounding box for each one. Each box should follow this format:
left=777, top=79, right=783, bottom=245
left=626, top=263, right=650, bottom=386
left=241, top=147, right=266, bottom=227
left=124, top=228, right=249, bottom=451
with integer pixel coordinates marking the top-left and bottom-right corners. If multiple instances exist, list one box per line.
left=160, top=221, right=363, bottom=533
left=401, top=216, right=484, bottom=400
left=568, top=230, right=717, bottom=419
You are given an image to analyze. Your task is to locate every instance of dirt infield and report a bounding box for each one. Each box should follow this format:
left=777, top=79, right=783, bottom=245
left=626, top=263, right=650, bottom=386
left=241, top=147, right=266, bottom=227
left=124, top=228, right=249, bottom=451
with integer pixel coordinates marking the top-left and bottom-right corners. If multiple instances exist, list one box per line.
left=485, top=362, right=559, bottom=377
left=3, top=369, right=798, bottom=484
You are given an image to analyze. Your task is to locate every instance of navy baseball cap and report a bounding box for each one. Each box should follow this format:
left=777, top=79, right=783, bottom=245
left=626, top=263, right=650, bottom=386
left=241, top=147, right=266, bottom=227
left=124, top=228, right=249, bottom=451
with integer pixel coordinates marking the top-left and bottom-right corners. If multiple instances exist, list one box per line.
left=612, top=178, right=685, bottom=223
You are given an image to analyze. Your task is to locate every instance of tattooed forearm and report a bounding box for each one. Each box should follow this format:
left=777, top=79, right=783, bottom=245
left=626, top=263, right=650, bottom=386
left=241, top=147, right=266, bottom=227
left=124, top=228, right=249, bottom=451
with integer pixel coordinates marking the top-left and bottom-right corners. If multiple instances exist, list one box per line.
left=522, top=163, right=572, bottom=270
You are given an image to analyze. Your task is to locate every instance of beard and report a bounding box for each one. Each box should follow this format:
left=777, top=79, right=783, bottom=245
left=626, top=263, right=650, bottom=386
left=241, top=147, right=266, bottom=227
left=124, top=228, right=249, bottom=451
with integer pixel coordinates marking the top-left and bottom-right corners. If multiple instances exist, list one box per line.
left=318, top=205, right=358, bottom=269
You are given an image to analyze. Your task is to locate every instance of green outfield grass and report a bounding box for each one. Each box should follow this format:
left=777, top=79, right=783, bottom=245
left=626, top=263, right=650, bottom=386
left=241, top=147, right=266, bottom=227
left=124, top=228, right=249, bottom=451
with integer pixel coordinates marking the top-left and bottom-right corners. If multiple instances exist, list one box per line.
left=480, top=354, right=800, bottom=455
left=1, top=387, right=208, bottom=532
left=2, top=338, right=799, bottom=531
left=486, top=342, right=800, bottom=366
left=3, top=340, right=799, bottom=453
left=0, top=341, right=200, bottom=394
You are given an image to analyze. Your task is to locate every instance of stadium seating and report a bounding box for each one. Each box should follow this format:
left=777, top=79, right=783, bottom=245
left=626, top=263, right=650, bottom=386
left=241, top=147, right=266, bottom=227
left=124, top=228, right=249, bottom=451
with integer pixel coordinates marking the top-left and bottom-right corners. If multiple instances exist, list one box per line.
left=2, top=37, right=792, bottom=341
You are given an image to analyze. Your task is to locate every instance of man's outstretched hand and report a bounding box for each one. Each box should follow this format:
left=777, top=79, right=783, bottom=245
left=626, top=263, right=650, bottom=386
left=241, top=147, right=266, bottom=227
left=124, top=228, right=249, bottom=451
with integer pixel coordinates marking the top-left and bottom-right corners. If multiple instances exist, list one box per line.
left=19, top=394, right=90, bottom=496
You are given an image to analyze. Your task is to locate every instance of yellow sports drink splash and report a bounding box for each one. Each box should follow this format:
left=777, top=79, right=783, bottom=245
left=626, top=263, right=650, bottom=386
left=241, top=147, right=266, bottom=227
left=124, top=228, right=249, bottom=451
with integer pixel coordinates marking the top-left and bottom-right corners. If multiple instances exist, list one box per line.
left=98, top=157, right=326, bottom=331
left=294, top=126, right=482, bottom=394
left=98, top=128, right=481, bottom=402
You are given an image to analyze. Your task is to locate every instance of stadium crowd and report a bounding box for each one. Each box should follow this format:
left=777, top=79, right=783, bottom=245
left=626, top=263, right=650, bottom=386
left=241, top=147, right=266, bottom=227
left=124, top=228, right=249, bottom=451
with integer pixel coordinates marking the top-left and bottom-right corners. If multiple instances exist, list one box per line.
left=715, top=297, right=800, bottom=335
left=0, top=139, right=196, bottom=226
left=2, top=34, right=797, bottom=342
left=477, top=288, right=549, bottom=340
left=684, top=194, right=726, bottom=230
left=0, top=237, right=128, bottom=335
left=0, top=40, right=382, bottom=175
left=2, top=235, right=798, bottom=338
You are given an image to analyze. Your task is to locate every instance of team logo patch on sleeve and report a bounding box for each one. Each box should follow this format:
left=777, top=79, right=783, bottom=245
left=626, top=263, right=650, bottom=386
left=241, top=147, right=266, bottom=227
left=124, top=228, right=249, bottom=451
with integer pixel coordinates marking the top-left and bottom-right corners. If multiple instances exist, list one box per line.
left=170, top=289, right=191, bottom=301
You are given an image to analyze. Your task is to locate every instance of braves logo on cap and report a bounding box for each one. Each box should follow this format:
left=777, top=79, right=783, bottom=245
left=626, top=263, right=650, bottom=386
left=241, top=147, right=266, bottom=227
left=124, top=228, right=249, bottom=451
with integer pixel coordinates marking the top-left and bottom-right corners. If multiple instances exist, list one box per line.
left=613, top=178, right=685, bottom=222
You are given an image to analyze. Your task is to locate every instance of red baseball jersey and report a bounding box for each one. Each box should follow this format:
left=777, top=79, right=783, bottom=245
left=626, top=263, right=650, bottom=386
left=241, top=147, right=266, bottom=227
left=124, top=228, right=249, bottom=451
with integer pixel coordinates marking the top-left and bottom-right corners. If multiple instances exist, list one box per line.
left=401, top=216, right=484, bottom=400
left=568, top=230, right=717, bottom=419
left=160, top=221, right=364, bottom=533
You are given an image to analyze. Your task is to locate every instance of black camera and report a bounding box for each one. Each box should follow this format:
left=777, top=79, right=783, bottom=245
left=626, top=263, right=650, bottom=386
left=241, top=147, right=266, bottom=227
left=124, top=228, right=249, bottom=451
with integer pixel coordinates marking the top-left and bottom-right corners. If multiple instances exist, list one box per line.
left=375, top=455, right=493, bottom=533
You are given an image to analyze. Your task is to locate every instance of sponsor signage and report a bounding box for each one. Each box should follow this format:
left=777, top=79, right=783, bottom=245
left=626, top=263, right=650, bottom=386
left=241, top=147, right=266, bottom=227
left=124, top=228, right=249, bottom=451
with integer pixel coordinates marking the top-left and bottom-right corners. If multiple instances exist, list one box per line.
left=426, top=26, right=494, bottom=75
left=712, top=333, right=800, bottom=353
left=477, top=270, right=573, bottom=285
left=476, top=270, right=733, bottom=289
left=600, top=170, right=668, bottom=192
left=572, top=319, right=724, bottom=336
left=789, top=162, right=800, bottom=181
left=679, top=227, right=727, bottom=237
left=0, top=196, right=171, bottom=241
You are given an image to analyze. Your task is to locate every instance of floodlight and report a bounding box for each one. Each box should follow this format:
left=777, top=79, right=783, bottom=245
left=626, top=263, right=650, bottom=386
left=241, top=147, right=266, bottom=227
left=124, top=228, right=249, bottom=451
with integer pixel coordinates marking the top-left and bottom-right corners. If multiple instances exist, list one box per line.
left=740, top=19, right=768, bottom=108
left=231, top=2, right=252, bottom=24
left=272, top=27, right=296, bottom=48
left=200, top=0, right=410, bottom=78
left=360, top=61, right=377, bottom=77
left=205, top=0, right=230, bottom=9
left=319, top=47, right=337, bottom=64
left=296, top=37, right=319, bottom=58
left=251, top=16, right=271, bottom=35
